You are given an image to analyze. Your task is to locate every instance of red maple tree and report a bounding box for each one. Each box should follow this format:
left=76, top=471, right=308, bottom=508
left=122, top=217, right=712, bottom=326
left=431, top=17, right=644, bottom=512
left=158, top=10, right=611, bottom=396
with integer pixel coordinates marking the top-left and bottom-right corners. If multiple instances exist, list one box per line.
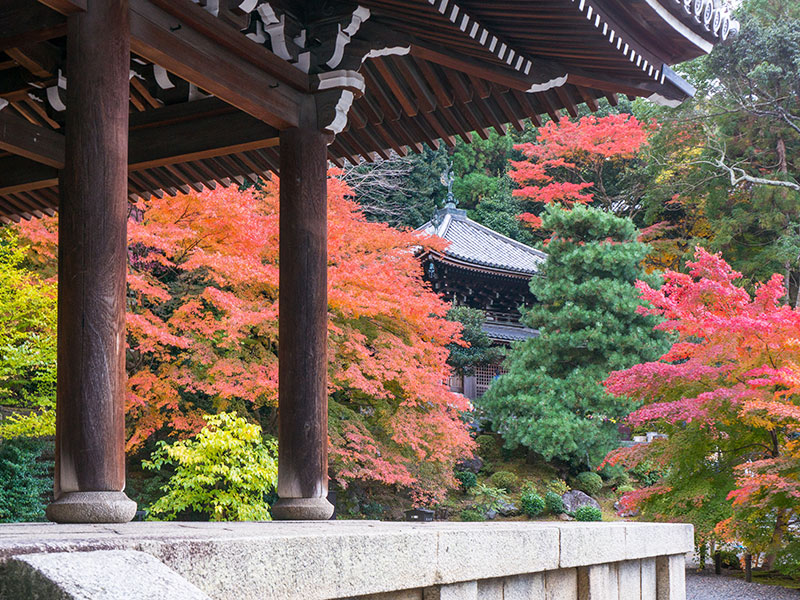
left=603, top=248, right=800, bottom=566
left=509, top=113, right=653, bottom=227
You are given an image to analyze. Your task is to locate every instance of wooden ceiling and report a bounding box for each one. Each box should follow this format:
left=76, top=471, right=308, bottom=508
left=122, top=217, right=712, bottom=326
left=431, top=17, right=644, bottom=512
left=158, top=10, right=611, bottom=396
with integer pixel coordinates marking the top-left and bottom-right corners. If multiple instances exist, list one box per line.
left=0, top=0, right=736, bottom=222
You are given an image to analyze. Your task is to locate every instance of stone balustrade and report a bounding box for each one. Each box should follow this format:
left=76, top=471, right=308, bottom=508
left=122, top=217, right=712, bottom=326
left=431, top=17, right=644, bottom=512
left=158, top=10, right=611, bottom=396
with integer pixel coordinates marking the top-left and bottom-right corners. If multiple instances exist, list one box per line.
left=0, top=521, right=691, bottom=600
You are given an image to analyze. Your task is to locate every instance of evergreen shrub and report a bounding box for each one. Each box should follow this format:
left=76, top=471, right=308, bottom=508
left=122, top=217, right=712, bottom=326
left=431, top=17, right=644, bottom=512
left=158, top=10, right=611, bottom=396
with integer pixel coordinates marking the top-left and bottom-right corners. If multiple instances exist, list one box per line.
left=477, top=205, right=668, bottom=469
left=489, top=470, right=520, bottom=491
left=574, top=506, right=603, bottom=521
left=545, top=490, right=565, bottom=514
left=460, top=508, right=485, bottom=522
left=0, top=436, right=51, bottom=522
left=475, top=434, right=499, bottom=460
left=454, top=470, right=477, bottom=492
left=575, top=472, right=603, bottom=496
left=520, top=490, right=546, bottom=518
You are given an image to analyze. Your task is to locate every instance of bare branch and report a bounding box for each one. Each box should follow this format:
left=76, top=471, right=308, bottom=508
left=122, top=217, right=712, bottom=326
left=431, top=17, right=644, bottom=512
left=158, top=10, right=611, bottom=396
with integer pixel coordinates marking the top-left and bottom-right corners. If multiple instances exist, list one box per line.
left=714, top=156, right=800, bottom=192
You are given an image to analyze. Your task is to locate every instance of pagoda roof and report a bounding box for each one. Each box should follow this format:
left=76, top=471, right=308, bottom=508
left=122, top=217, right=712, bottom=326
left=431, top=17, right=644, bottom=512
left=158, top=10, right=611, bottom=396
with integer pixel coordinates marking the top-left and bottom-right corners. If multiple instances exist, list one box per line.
left=419, top=205, right=546, bottom=276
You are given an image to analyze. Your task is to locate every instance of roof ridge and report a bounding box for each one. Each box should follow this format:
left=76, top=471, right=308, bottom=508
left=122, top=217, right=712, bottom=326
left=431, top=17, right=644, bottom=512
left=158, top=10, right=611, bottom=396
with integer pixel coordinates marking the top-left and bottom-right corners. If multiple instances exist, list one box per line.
left=448, top=210, right=548, bottom=259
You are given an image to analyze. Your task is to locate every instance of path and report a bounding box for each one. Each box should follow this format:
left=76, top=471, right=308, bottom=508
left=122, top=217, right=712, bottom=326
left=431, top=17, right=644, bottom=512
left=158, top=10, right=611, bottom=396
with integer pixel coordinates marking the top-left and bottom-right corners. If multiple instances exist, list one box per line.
left=687, top=571, right=800, bottom=600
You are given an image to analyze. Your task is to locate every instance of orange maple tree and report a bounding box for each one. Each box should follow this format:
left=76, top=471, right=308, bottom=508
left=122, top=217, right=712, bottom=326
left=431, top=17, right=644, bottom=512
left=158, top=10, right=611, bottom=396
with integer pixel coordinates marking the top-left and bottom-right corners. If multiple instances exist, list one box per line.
left=509, top=113, right=653, bottom=228
left=18, top=175, right=474, bottom=505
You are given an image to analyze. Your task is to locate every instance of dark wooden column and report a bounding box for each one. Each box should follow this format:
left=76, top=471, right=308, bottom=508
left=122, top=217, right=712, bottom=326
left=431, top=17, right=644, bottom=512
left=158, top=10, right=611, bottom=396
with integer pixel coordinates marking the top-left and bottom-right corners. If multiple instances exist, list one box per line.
left=271, top=124, right=334, bottom=520
left=46, top=0, right=136, bottom=524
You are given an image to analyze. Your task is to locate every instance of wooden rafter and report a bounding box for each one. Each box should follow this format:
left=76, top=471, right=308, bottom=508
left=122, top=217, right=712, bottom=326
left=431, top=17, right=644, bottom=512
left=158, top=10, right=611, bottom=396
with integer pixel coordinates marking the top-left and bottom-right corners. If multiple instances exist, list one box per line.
left=36, top=0, right=86, bottom=16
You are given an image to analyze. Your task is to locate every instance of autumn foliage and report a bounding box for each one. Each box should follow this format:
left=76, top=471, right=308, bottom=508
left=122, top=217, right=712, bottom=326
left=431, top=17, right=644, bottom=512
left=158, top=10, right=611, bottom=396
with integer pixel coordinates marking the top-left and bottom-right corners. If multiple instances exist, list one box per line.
left=509, top=114, right=653, bottom=228
left=603, top=248, right=800, bottom=568
left=17, top=175, right=474, bottom=505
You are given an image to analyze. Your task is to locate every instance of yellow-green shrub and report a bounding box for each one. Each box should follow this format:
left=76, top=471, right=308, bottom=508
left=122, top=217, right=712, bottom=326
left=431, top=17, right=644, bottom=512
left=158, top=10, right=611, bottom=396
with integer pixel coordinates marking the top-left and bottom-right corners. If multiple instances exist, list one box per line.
left=143, top=412, right=277, bottom=521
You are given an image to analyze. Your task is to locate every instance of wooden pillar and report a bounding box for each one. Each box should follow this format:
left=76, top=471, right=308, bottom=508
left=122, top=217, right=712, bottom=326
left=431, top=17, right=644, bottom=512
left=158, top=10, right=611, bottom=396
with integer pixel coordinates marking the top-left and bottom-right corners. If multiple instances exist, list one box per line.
left=271, top=125, right=334, bottom=520
left=46, top=0, right=136, bottom=524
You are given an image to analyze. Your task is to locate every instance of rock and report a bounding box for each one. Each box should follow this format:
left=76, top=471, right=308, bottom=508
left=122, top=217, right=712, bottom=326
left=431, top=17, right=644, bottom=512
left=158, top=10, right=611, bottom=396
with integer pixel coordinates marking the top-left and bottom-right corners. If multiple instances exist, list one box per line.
left=558, top=513, right=573, bottom=521
left=485, top=509, right=498, bottom=520
left=497, top=502, right=520, bottom=517
left=561, top=490, right=601, bottom=514
left=456, top=457, right=484, bottom=474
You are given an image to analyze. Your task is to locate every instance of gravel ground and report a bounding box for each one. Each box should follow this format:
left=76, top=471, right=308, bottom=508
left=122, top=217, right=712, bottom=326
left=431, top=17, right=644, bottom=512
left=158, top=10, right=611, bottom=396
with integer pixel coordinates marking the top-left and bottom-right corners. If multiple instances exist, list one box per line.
left=687, top=571, right=800, bottom=600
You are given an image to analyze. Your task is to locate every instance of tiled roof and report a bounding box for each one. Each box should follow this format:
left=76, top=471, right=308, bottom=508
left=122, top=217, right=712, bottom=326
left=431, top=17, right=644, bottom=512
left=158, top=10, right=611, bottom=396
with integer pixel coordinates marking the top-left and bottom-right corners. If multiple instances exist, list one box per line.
left=418, top=206, right=546, bottom=275
left=482, top=322, right=539, bottom=342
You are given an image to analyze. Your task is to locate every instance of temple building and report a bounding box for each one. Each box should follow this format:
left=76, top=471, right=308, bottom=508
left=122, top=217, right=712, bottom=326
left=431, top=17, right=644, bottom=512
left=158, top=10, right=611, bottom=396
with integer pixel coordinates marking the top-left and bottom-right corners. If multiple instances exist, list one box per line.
left=418, top=181, right=545, bottom=400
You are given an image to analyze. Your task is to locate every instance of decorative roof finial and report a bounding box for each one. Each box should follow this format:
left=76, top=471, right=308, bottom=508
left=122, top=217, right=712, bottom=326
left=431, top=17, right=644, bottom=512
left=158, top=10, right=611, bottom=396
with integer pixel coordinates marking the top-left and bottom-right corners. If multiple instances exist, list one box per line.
left=440, top=162, right=457, bottom=209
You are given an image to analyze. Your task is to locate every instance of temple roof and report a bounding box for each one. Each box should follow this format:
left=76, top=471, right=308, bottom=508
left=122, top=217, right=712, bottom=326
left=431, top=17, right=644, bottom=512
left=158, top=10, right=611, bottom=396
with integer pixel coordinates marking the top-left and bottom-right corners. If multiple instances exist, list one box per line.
left=419, top=205, right=546, bottom=276
left=482, top=321, right=539, bottom=343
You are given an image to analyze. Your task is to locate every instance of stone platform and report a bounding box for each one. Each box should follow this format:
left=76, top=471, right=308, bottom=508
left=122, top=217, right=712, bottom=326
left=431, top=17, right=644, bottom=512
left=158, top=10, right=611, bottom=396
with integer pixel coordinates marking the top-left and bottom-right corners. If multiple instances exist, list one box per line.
left=0, top=520, right=692, bottom=600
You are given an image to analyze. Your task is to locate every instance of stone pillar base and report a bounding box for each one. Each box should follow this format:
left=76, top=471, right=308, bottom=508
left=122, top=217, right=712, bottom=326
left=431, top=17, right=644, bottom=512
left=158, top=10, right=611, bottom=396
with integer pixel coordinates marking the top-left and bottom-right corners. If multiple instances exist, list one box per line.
left=271, top=497, right=334, bottom=520
left=46, top=491, right=137, bottom=524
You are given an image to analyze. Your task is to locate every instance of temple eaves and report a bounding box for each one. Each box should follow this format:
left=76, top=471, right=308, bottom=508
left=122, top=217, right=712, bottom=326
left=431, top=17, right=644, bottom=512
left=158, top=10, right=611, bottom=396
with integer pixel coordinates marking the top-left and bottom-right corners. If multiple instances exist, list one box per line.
left=0, top=0, right=739, bottom=222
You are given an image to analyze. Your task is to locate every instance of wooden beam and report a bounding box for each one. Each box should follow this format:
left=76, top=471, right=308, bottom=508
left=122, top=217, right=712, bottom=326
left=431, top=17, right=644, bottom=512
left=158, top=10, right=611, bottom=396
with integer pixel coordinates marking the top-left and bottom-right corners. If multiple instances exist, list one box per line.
left=567, top=73, right=654, bottom=101
left=0, top=67, right=45, bottom=98
left=0, top=1, right=66, bottom=52
left=0, top=156, right=58, bottom=195
left=575, top=85, right=600, bottom=113
left=0, top=108, right=64, bottom=167
left=146, top=0, right=307, bottom=91
left=129, top=0, right=305, bottom=129
left=0, top=99, right=279, bottom=194
left=36, top=0, right=86, bottom=16
left=129, top=108, right=279, bottom=170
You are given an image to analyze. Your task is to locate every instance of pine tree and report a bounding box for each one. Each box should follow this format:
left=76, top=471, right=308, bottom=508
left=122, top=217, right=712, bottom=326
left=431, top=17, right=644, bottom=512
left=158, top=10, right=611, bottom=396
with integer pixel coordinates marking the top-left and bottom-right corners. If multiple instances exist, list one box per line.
left=478, top=204, right=667, bottom=469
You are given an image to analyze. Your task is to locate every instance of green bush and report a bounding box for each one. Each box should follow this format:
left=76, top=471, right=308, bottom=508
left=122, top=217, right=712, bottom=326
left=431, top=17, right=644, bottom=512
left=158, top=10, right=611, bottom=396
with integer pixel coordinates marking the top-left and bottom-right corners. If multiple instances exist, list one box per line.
left=360, top=500, right=384, bottom=519
left=454, top=471, right=477, bottom=492
left=575, top=472, right=603, bottom=496
left=0, top=436, right=51, bottom=522
left=520, top=490, right=546, bottom=518
left=717, top=549, right=741, bottom=570
left=460, top=508, right=485, bottom=522
left=598, top=463, right=630, bottom=487
left=143, top=412, right=278, bottom=521
left=630, top=462, right=663, bottom=487
left=489, top=470, right=520, bottom=491
left=616, top=484, right=635, bottom=494
left=475, top=434, right=499, bottom=460
left=776, top=537, right=800, bottom=577
left=545, top=491, right=565, bottom=514
left=471, top=483, right=510, bottom=513
left=574, top=505, right=603, bottom=522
